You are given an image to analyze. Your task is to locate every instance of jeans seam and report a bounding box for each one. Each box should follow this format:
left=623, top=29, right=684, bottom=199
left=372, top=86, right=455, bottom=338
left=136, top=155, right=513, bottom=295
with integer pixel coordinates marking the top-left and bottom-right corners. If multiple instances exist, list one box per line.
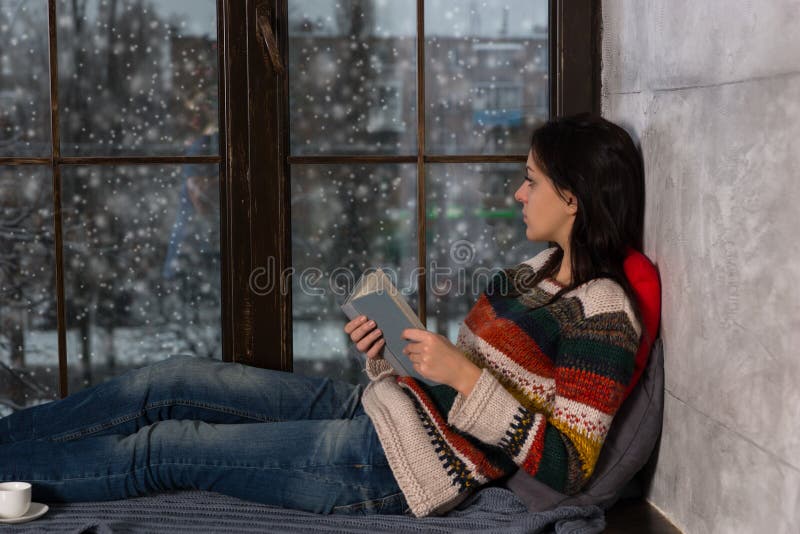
left=49, top=400, right=283, bottom=442
left=331, top=490, right=405, bottom=513
left=15, top=462, right=388, bottom=483
left=10, top=465, right=407, bottom=514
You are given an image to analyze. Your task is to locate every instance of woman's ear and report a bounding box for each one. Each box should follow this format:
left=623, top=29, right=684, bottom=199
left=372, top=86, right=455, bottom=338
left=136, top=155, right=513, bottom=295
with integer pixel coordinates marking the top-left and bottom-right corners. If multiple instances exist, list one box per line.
left=565, top=193, right=578, bottom=215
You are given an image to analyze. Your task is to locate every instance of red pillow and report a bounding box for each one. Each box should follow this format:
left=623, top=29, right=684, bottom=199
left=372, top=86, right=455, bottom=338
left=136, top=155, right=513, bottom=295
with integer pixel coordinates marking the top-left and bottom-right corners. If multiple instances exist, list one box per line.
left=621, top=247, right=661, bottom=402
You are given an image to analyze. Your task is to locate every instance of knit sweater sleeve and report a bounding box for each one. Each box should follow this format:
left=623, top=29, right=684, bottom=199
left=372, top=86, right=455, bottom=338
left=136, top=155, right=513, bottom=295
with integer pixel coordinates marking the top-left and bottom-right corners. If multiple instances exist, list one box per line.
left=363, top=355, right=395, bottom=381
left=446, top=280, right=642, bottom=494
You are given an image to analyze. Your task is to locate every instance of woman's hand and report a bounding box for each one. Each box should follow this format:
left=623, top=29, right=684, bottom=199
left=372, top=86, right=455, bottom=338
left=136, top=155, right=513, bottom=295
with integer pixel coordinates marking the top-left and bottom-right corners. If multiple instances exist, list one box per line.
left=344, top=315, right=385, bottom=360
left=401, top=328, right=482, bottom=396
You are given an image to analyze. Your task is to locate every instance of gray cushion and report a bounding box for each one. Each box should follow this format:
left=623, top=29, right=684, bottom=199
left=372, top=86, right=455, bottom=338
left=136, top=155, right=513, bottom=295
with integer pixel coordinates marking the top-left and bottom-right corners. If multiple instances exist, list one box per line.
left=502, top=336, right=665, bottom=512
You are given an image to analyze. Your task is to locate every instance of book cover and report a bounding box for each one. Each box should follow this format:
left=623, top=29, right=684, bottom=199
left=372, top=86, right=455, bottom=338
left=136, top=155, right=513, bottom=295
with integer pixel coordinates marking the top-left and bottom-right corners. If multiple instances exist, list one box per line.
left=340, top=268, right=441, bottom=386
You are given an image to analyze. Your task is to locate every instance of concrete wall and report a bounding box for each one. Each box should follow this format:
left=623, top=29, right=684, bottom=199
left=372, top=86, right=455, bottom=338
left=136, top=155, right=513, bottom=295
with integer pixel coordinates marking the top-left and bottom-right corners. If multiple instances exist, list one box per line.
left=600, top=1, right=800, bottom=532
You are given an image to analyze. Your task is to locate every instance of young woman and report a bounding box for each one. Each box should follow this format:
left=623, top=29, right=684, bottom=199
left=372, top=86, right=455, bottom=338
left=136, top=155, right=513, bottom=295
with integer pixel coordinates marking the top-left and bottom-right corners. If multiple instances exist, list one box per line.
left=0, top=112, right=646, bottom=518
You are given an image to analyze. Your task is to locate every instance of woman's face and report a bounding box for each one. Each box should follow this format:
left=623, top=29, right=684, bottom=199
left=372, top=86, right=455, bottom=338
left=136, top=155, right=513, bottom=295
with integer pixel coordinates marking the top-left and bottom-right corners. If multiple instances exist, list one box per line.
left=514, top=150, right=577, bottom=244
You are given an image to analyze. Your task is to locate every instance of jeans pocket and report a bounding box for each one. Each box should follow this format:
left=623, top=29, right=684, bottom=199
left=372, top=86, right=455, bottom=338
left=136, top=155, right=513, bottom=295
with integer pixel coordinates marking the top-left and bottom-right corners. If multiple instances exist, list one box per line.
left=331, top=490, right=408, bottom=516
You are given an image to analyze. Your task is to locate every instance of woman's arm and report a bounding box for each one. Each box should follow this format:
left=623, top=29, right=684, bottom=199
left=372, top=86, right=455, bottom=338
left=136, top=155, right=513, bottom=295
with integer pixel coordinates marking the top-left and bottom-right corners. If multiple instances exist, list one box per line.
left=452, top=360, right=483, bottom=397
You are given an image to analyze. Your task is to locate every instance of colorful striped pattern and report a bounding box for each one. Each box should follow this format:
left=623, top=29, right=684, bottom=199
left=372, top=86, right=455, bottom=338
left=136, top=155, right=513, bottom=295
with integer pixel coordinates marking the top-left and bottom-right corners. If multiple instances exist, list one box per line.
left=360, top=246, right=642, bottom=517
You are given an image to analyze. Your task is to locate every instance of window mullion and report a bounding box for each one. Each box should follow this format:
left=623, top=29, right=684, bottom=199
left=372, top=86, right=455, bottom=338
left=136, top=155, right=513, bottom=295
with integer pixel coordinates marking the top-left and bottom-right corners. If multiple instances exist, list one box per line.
left=46, top=0, right=68, bottom=398
left=416, top=0, right=426, bottom=327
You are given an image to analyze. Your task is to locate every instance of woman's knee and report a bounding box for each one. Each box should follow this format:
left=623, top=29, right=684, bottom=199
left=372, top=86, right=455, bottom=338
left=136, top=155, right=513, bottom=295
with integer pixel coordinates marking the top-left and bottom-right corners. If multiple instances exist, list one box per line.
left=149, top=354, right=215, bottom=377
left=158, top=353, right=199, bottom=367
left=135, top=354, right=212, bottom=394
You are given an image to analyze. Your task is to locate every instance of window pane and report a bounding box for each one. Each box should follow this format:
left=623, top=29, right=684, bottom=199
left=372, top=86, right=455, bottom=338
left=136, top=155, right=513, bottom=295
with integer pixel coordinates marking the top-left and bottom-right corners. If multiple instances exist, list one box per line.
left=61, top=164, right=221, bottom=391
left=288, top=0, right=417, bottom=155
left=56, top=0, right=219, bottom=157
left=290, top=164, right=418, bottom=384
left=425, top=0, right=548, bottom=155
left=425, top=163, right=547, bottom=338
left=0, top=165, right=59, bottom=417
left=0, top=0, right=51, bottom=157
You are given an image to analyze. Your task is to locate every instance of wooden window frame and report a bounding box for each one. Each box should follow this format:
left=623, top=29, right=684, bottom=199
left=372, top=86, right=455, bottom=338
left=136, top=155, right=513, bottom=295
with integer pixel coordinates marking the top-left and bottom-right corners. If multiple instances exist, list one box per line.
left=237, top=0, right=601, bottom=371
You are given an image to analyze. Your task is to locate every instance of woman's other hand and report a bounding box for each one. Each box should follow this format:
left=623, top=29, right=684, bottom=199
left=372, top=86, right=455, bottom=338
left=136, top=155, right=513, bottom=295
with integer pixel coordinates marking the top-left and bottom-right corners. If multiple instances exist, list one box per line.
left=344, top=315, right=385, bottom=360
left=401, top=328, right=482, bottom=395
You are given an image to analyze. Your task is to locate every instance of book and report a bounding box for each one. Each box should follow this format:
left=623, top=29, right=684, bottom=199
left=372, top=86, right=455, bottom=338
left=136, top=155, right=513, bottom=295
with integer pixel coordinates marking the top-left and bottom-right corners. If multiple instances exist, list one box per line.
left=340, top=268, right=441, bottom=386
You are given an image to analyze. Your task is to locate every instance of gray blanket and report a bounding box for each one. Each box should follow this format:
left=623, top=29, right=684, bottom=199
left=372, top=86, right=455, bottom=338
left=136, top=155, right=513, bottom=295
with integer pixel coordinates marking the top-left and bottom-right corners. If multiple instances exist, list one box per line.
left=0, top=487, right=605, bottom=533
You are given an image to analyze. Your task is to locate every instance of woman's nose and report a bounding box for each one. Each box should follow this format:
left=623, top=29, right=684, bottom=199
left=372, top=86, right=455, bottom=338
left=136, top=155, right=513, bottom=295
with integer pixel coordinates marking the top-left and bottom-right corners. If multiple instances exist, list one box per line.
left=514, top=183, right=526, bottom=203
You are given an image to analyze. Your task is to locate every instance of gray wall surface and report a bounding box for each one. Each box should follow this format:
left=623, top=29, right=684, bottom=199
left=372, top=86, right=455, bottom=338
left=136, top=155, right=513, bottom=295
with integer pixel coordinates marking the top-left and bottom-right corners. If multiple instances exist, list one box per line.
left=600, top=1, right=800, bottom=532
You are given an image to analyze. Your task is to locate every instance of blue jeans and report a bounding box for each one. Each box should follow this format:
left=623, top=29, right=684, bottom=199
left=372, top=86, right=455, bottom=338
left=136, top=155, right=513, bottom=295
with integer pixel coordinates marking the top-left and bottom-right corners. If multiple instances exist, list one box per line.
left=0, top=355, right=409, bottom=516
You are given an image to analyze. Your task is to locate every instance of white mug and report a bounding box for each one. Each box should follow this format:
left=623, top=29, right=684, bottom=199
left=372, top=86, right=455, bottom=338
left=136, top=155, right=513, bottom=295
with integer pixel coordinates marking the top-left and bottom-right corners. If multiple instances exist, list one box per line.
left=0, top=481, right=32, bottom=519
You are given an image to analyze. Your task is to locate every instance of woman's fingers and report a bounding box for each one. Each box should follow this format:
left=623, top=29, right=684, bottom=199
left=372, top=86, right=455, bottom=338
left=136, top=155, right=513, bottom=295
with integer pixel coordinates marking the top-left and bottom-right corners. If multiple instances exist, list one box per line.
left=344, top=315, right=368, bottom=335
left=344, top=315, right=367, bottom=335
left=344, top=315, right=378, bottom=343
left=355, top=327, right=383, bottom=353
left=365, top=337, right=385, bottom=360
left=344, top=315, right=384, bottom=358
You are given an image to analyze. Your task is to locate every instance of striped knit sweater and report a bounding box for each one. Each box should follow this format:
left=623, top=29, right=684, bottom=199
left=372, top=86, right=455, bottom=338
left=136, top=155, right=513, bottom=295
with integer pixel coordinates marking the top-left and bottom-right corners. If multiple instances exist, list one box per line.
left=359, top=246, right=642, bottom=517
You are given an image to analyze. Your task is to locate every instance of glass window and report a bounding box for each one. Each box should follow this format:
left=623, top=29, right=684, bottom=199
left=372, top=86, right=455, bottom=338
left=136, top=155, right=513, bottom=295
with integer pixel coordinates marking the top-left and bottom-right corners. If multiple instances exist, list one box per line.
left=425, top=0, right=548, bottom=154
left=290, top=163, right=418, bottom=384
left=56, top=0, right=219, bottom=156
left=0, top=0, right=51, bottom=157
left=1, top=0, right=224, bottom=396
left=288, top=0, right=417, bottom=155
left=61, top=164, right=221, bottom=391
left=0, top=165, right=59, bottom=416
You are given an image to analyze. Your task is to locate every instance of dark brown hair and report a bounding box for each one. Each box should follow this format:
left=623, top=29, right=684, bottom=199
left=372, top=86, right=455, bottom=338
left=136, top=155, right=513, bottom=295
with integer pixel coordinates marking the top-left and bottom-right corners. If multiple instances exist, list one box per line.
left=527, top=112, right=648, bottom=346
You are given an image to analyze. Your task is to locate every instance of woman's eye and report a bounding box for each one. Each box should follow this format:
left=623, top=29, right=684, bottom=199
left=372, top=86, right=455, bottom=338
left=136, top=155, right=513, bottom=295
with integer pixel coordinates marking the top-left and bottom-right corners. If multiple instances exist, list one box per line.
left=524, top=175, right=535, bottom=187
